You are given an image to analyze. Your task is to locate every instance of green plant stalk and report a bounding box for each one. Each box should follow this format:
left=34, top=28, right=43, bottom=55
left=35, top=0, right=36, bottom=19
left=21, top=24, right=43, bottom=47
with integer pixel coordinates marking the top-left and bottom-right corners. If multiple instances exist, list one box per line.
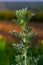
left=24, top=49, right=27, bottom=65
left=23, top=38, right=27, bottom=65
left=23, top=32, right=29, bottom=65
left=19, top=55, right=22, bottom=65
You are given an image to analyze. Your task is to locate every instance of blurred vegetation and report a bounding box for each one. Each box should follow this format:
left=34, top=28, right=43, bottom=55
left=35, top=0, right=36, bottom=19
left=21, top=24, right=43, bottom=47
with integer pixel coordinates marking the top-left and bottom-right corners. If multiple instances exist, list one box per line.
left=37, top=40, right=43, bottom=65
left=0, top=10, right=16, bottom=20
left=0, top=10, right=43, bottom=22
left=0, top=38, right=14, bottom=65
left=32, top=12, right=43, bottom=22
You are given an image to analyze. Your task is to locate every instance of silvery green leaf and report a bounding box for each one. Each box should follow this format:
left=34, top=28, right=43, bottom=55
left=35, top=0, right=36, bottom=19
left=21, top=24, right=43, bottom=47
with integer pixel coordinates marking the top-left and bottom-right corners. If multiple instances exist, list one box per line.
left=12, top=44, right=17, bottom=47
left=9, top=30, right=22, bottom=38
left=27, top=32, right=37, bottom=40
left=26, top=13, right=36, bottom=23
left=17, top=43, right=23, bottom=49
left=25, top=27, right=32, bottom=33
left=26, top=45, right=32, bottom=50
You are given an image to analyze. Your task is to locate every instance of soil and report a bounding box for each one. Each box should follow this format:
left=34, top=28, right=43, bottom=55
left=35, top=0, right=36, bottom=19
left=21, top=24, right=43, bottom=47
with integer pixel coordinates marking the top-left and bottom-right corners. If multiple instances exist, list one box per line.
left=0, top=20, right=43, bottom=44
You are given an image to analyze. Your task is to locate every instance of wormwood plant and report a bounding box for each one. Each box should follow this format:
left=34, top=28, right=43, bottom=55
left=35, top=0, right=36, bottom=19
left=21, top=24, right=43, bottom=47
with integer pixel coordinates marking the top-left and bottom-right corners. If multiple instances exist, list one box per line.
left=10, top=8, right=42, bottom=65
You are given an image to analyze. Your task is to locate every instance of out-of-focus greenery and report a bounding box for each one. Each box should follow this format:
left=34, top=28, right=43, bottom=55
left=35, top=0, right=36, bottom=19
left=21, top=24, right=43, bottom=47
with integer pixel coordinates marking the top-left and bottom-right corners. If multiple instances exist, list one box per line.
left=0, top=10, right=16, bottom=20
left=0, top=39, right=9, bottom=65
left=37, top=40, right=43, bottom=65
left=0, top=10, right=43, bottom=22
left=32, top=12, right=43, bottom=22
left=0, top=39, right=6, bottom=51
left=0, top=39, right=14, bottom=65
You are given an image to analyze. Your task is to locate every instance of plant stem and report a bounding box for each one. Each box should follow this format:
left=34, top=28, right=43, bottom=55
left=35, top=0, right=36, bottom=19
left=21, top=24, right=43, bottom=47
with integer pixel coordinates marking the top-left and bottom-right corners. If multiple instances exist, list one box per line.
left=19, top=55, right=22, bottom=65
left=24, top=49, right=27, bottom=65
